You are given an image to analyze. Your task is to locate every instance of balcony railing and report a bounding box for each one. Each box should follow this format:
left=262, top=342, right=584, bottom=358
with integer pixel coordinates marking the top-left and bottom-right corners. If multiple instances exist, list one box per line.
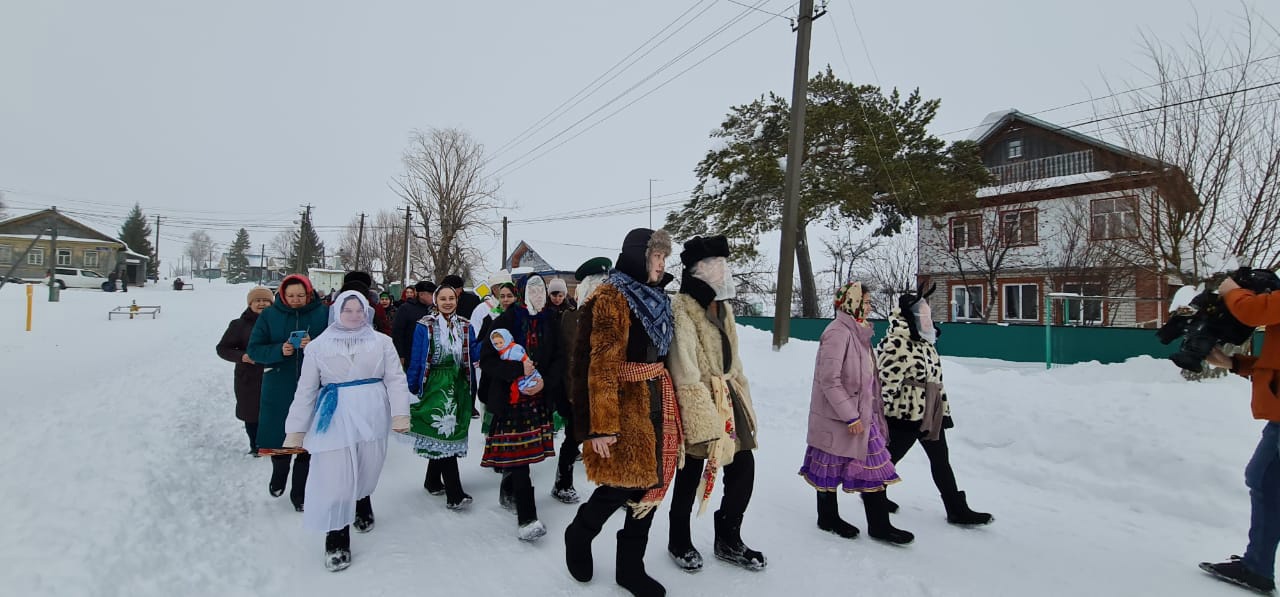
left=988, top=149, right=1095, bottom=185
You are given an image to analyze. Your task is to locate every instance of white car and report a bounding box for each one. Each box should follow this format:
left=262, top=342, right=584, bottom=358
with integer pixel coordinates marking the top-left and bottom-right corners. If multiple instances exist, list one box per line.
left=40, top=267, right=109, bottom=290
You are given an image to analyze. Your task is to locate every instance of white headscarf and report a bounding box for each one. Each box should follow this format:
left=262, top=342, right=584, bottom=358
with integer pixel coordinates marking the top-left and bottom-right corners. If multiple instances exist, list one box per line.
left=307, top=290, right=378, bottom=356
left=524, top=275, right=547, bottom=315
left=576, top=273, right=607, bottom=304
left=690, top=256, right=736, bottom=301
left=432, top=286, right=466, bottom=361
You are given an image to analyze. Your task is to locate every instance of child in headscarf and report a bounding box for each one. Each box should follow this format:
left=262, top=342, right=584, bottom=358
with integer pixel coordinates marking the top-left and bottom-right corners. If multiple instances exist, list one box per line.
left=490, top=328, right=543, bottom=400
left=282, top=290, right=413, bottom=572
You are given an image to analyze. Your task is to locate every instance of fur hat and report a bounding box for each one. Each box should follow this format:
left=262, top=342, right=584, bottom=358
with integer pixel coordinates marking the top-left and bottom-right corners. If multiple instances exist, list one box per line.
left=547, top=277, right=568, bottom=295
left=343, top=271, right=373, bottom=288
left=246, top=286, right=273, bottom=306
left=574, top=257, right=612, bottom=281
left=679, top=235, right=730, bottom=268
left=616, top=228, right=672, bottom=284
left=440, top=274, right=466, bottom=290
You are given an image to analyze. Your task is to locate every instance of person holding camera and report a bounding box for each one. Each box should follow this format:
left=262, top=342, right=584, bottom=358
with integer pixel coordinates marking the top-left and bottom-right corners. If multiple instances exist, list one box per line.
left=1202, top=276, right=1280, bottom=594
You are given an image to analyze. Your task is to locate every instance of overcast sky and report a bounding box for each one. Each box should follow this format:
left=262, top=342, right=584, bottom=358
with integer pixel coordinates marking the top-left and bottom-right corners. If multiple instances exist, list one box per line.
left=1, top=0, right=1275, bottom=279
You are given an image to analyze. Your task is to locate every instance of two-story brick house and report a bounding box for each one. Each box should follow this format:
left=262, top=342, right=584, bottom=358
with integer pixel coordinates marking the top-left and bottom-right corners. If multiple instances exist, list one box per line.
left=917, top=109, right=1198, bottom=328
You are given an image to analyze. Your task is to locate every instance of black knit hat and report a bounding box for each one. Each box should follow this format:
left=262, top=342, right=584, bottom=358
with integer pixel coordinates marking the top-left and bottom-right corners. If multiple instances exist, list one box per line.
left=574, top=257, right=612, bottom=281
left=414, top=280, right=437, bottom=294
left=679, top=235, right=730, bottom=268
left=440, top=274, right=465, bottom=290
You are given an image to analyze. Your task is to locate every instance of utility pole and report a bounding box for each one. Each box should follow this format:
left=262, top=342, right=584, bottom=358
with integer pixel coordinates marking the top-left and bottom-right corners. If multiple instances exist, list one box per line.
left=48, top=206, right=59, bottom=302
left=649, top=179, right=661, bottom=229
left=153, top=215, right=160, bottom=282
left=772, top=0, right=821, bottom=350
left=402, top=206, right=412, bottom=283
left=354, top=212, right=366, bottom=270
left=501, top=216, right=509, bottom=271
left=260, top=243, right=266, bottom=284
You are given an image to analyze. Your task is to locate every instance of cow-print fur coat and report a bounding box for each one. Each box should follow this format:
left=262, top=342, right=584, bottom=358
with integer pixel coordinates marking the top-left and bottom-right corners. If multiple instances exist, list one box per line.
left=875, top=308, right=953, bottom=426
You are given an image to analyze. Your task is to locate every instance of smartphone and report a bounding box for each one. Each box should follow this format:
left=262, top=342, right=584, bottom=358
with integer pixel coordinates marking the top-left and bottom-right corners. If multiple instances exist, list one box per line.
left=288, top=330, right=307, bottom=348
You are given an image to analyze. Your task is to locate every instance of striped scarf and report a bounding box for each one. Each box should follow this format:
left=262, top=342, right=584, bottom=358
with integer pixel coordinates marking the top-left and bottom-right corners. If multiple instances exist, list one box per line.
left=620, top=361, right=684, bottom=519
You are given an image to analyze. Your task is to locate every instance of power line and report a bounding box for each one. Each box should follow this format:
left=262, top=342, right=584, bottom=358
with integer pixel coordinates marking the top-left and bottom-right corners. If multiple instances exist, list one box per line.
left=726, top=0, right=793, bottom=21
left=935, top=54, right=1280, bottom=139
left=486, top=1, right=720, bottom=163
left=495, top=7, right=789, bottom=177
left=490, top=0, right=788, bottom=177
left=1050, top=80, right=1280, bottom=133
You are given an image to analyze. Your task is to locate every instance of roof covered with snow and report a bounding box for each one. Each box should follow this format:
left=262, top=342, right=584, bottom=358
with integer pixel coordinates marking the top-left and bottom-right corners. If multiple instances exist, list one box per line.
left=976, top=171, right=1120, bottom=198
left=965, top=109, right=1167, bottom=170
left=507, top=240, right=616, bottom=273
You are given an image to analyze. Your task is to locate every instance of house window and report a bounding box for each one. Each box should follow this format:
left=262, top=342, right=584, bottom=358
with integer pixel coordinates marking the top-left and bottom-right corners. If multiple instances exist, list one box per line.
left=1061, top=283, right=1104, bottom=325
left=1003, top=284, right=1039, bottom=322
left=56, top=249, right=72, bottom=266
left=27, top=248, right=44, bottom=266
left=1000, top=209, right=1038, bottom=246
left=950, top=215, right=982, bottom=250
left=0, top=245, right=10, bottom=264
left=1091, top=197, right=1138, bottom=239
left=84, top=250, right=99, bottom=268
left=953, top=285, right=984, bottom=320
left=1008, top=139, right=1023, bottom=159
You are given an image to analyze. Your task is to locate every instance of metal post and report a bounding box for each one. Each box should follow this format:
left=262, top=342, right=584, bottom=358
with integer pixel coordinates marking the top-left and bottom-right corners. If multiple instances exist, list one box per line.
left=501, top=216, right=509, bottom=270
left=355, top=212, right=366, bottom=269
left=771, top=0, right=816, bottom=350
left=402, top=206, right=412, bottom=283
left=1044, top=294, right=1053, bottom=370
left=48, top=207, right=59, bottom=302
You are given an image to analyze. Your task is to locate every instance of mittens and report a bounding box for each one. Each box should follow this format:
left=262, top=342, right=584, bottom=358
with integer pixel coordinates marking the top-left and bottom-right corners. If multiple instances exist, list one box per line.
left=282, top=432, right=305, bottom=448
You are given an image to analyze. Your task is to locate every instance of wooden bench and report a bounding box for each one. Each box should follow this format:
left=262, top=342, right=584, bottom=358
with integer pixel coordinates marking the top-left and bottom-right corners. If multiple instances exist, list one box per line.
left=108, top=304, right=162, bottom=320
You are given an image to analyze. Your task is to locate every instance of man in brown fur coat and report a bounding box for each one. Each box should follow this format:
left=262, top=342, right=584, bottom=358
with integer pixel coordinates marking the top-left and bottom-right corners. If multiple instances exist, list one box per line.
left=564, top=228, right=680, bottom=597
left=665, top=235, right=764, bottom=573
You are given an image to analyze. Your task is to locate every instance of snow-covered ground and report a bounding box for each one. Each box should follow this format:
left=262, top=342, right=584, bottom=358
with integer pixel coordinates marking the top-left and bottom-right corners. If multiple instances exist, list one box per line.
left=0, top=281, right=1262, bottom=596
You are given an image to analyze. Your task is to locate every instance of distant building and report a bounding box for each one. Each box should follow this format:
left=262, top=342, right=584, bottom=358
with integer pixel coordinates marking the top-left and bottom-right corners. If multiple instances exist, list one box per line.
left=917, top=109, right=1198, bottom=327
left=504, top=240, right=615, bottom=294
left=0, top=208, right=150, bottom=285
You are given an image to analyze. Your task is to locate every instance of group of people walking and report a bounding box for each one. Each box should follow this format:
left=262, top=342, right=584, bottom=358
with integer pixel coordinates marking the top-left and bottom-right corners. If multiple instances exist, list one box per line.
left=215, top=227, right=993, bottom=595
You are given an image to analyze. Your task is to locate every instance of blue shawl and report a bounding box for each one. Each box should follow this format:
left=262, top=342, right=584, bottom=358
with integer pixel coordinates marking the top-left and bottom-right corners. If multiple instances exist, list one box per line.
left=607, top=270, right=673, bottom=357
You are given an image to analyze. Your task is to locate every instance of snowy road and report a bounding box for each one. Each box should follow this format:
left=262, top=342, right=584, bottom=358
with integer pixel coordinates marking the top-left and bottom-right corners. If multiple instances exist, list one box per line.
left=0, top=281, right=1261, bottom=596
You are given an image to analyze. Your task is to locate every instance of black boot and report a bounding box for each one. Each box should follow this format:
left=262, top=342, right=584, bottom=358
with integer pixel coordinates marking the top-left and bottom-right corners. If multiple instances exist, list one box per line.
left=354, top=496, right=374, bottom=533
left=863, top=491, right=914, bottom=545
left=269, top=455, right=289, bottom=497
left=666, top=511, right=702, bottom=573
left=290, top=453, right=310, bottom=512
left=1200, top=556, right=1277, bottom=594
left=499, top=470, right=517, bottom=512
left=440, top=457, right=471, bottom=510
left=616, top=518, right=665, bottom=596
left=815, top=492, right=859, bottom=539
left=565, top=522, right=596, bottom=582
left=324, top=526, right=351, bottom=572
left=942, top=491, right=993, bottom=526
left=424, top=461, right=445, bottom=496
left=713, top=511, right=766, bottom=571
left=515, top=484, right=546, bottom=541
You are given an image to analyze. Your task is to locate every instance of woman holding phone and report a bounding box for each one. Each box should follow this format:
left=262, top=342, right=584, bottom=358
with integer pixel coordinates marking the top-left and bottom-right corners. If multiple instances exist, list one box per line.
left=248, top=274, right=329, bottom=511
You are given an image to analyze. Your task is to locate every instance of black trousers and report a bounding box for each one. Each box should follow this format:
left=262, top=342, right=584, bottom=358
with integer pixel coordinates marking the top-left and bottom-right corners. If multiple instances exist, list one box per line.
left=270, top=453, right=311, bottom=505
left=244, top=421, right=259, bottom=452
left=570, top=485, right=654, bottom=541
left=555, top=399, right=580, bottom=488
left=670, top=451, right=755, bottom=524
left=501, top=465, right=539, bottom=524
left=426, top=456, right=466, bottom=503
left=886, top=427, right=959, bottom=495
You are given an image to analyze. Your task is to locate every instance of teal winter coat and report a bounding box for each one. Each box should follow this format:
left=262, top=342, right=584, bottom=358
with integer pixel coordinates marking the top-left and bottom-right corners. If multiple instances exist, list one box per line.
left=246, top=294, right=328, bottom=450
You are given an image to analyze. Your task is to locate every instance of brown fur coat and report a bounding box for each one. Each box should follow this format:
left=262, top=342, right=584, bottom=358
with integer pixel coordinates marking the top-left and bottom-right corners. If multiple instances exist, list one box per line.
left=580, top=283, right=666, bottom=490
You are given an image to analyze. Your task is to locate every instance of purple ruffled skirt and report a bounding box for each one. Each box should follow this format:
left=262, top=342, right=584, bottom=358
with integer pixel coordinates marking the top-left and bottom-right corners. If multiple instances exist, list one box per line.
left=798, top=421, right=901, bottom=493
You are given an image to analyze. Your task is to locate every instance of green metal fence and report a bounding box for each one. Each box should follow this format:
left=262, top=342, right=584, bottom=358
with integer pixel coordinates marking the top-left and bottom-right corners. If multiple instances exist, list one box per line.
left=735, top=316, right=1263, bottom=365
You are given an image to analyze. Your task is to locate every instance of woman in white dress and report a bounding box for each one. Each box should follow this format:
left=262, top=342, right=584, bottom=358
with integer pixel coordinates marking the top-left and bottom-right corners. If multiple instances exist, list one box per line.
left=282, top=290, right=413, bottom=572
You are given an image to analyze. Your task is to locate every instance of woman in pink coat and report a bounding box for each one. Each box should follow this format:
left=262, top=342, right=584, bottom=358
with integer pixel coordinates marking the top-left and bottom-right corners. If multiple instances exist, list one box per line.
left=799, top=282, right=913, bottom=545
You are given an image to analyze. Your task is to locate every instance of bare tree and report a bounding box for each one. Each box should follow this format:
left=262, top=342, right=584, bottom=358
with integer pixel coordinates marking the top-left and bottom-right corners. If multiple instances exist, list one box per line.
left=392, top=128, right=501, bottom=282
left=1043, top=201, right=1138, bottom=325
left=268, top=230, right=293, bottom=262
left=855, top=230, right=920, bottom=318
left=1103, top=7, right=1280, bottom=279
left=820, top=232, right=878, bottom=317
left=185, top=230, right=215, bottom=270
left=335, top=209, right=410, bottom=283
left=0, top=191, right=7, bottom=220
